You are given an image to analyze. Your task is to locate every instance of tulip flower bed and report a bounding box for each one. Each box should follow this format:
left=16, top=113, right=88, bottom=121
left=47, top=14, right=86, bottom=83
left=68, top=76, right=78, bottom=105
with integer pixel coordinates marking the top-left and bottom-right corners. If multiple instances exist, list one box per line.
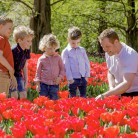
left=0, top=92, right=138, bottom=137
left=27, top=53, right=108, bottom=100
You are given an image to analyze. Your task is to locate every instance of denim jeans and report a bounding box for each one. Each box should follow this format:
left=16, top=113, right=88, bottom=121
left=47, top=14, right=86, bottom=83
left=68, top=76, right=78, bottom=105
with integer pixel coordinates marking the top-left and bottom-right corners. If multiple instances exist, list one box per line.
left=121, top=91, right=138, bottom=97
left=68, top=77, right=87, bottom=98
left=40, top=82, right=59, bottom=100
left=10, top=77, right=25, bottom=92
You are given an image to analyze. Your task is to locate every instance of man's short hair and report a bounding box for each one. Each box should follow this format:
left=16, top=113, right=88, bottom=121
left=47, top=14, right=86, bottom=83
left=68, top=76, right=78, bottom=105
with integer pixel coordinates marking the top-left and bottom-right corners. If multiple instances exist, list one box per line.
left=98, top=28, right=119, bottom=43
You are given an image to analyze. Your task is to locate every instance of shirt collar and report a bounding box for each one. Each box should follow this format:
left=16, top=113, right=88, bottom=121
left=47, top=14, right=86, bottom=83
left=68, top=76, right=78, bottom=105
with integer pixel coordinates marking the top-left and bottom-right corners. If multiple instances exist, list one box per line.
left=67, top=44, right=80, bottom=51
left=17, top=43, right=24, bottom=52
left=43, top=52, right=59, bottom=57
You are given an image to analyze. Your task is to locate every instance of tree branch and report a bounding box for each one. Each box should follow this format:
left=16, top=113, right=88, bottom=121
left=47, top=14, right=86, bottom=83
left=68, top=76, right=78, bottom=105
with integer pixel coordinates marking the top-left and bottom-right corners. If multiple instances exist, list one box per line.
left=13, top=0, right=32, bottom=10
left=51, top=0, right=65, bottom=6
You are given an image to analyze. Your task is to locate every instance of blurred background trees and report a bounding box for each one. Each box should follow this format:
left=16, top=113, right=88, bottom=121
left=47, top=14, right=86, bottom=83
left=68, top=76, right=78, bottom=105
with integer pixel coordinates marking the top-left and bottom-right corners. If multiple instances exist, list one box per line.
left=0, top=0, right=138, bottom=53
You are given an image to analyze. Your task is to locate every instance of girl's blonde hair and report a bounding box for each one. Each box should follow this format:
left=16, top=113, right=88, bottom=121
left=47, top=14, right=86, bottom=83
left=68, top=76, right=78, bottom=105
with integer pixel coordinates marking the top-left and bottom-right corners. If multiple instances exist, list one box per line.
left=39, top=34, right=60, bottom=52
left=13, top=26, right=34, bottom=43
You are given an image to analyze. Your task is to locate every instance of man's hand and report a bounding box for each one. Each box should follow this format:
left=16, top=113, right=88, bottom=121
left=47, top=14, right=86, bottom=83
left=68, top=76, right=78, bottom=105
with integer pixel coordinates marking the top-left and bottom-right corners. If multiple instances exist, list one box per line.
left=69, top=79, right=74, bottom=84
left=95, top=94, right=104, bottom=100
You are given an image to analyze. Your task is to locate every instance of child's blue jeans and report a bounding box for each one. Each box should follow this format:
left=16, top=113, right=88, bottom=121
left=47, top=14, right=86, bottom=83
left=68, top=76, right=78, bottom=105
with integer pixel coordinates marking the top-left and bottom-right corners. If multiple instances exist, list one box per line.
left=40, top=82, right=59, bottom=100
left=68, top=77, right=87, bottom=98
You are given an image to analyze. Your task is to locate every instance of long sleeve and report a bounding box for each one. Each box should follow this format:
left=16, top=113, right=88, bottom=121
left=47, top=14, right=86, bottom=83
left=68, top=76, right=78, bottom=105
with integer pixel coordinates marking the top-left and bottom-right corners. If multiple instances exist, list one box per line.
left=61, top=49, right=73, bottom=81
left=83, top=50, right=90, bottom=77
left=58, top=57, right=65, bottom=79
left=34, top=58, right=42, bottom=82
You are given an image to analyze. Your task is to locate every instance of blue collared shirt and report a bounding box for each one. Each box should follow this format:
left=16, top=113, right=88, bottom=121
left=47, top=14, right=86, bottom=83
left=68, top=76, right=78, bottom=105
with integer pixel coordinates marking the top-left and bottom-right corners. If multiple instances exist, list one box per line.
left=12, top=43, right=30, bottom=77
left=61, top=44, right=90, bottom=80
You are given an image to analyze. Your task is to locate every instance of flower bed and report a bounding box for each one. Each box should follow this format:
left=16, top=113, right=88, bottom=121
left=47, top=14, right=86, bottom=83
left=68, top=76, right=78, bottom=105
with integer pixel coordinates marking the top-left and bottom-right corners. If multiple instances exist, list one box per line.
left=0, top=93, right=138, bottom=137
left=27, top=53, right=108, bottom=100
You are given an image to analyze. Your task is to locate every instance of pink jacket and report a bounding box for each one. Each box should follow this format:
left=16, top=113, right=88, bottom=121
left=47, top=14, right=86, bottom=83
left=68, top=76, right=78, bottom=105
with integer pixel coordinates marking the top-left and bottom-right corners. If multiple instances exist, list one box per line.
left=34, top=54, right=65, bottom=85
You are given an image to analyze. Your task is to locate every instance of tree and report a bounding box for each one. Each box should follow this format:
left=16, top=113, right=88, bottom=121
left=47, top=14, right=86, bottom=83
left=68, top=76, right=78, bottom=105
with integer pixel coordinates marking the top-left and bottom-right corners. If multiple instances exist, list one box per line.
left=126, top=0, right=138, bottom=50
left=95, top=0, right=138, bottom=51
left=98, top=1, right=107, bottom=53
left=30, top=0, right=51, bottom=53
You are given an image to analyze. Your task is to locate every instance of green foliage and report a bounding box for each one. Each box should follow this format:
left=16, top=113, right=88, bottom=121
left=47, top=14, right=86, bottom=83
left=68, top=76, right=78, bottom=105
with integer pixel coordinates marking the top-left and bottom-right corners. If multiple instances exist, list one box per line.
left=0, top=0, right=138, bottom=52
left=51, top=0, right=100, bottom=53
left=89, top=56, right=105, bottom=63
left=86, top=83, right=108, bottom=97
left=27, top=88, right=39, bottom=101
left=0, top=1, right=14, bottom=15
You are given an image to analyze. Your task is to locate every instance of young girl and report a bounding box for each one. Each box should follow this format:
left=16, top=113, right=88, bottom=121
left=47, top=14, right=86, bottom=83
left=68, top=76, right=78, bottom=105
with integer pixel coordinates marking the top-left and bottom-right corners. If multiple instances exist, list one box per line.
left=34, top=34, right=65, bottom=100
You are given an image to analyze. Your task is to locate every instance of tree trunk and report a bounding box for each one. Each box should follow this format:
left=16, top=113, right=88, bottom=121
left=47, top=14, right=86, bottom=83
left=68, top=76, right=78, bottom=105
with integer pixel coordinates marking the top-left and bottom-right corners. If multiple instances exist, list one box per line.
left=126, top=0, right=138, bottom=51
left=30, top=0, right=51, bottom=53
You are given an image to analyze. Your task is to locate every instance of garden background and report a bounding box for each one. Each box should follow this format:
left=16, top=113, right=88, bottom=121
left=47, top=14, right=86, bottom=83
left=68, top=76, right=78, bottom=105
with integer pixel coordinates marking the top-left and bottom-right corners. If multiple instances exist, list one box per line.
left=0, top=0, right=138, bottom=137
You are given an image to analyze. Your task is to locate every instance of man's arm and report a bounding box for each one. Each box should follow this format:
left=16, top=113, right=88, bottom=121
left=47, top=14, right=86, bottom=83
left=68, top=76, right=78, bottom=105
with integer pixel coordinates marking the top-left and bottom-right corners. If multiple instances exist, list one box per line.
left=104, top=73, right=135, bottom=96
left=96, top=73, right=136, bottom=100
left=107, top=71, right=115, bottom=90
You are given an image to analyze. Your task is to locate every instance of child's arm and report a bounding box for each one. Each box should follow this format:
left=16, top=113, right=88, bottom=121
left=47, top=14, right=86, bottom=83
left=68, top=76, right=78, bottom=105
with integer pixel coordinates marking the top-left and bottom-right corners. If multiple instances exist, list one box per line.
left=0, top=50, right=14, bottom=74
left=61, top=50, right=73, bottom=83
left=55, top=57, right=65, bottom=85
left=34, top=58, right=42, bottom=92
left=0, top=50, right=17, bottom=89
left=83, top=49, right=90, bottom=78
left=23, top=61, right=28, bottom=90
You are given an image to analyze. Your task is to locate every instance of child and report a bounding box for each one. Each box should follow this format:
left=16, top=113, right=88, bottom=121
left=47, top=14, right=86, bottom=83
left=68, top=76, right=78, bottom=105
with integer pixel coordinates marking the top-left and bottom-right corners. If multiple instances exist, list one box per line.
left=34, top=34, right=65, bottom=100
left=61, top=26, right=90, bottom=98
left=10, top=26, right=34, bottom=99
left=0, top=16, right=17, bottom=96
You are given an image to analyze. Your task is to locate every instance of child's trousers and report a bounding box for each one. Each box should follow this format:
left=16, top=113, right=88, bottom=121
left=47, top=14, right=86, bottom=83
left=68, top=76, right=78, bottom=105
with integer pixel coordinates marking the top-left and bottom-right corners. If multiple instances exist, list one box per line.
left=68, top=77, right=87, bottom=98
left=0, top=71, right=10, bottom=96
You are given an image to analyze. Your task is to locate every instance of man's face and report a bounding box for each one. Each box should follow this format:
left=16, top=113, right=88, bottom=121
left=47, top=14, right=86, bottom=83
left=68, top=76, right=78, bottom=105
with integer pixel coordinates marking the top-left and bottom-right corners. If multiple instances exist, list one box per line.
left=100, top=38, right=117, bottom=56
left=68, top=38, right=81, bottom=48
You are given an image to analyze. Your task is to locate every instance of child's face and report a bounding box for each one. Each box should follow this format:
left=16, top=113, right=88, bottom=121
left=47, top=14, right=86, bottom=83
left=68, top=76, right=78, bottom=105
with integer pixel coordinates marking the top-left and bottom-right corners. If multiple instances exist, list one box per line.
left=45, top=46, right=57, bottom=56
left=0, top=22, right=13, bottom=38
left=68, top=38, right=81, bottom=48
left=18, top=35, right=33, bottom=50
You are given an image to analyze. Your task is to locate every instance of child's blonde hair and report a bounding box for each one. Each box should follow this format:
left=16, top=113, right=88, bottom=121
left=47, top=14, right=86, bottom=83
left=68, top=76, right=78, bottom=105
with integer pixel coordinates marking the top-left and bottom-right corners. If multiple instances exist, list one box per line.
left=39, top=34, right=60, bottom=52
left=13, top=26, right=34, bottom=43
left=0, top=16, right=13, bottom=25
left=68, top=26, right=82, bottom=40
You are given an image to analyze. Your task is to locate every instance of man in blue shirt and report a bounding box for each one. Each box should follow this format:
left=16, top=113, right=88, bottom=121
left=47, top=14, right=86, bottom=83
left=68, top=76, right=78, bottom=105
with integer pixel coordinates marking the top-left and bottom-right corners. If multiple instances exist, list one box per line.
left=61, top=26, right=90, bottom=97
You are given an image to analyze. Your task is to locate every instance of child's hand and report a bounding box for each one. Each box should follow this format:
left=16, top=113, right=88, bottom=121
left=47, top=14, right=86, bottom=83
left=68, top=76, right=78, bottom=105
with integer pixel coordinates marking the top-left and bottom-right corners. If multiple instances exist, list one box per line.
left=85, top=77, right=88, bottom=82
left=36, top=84, right=40, bottom=92
left=9, top=69, right=15, bottom=78
left=10, top=76, right=17, bottom=90
left=54, top=77, right=61, bottom=85
left=69, top=80, right=74, bottom=84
